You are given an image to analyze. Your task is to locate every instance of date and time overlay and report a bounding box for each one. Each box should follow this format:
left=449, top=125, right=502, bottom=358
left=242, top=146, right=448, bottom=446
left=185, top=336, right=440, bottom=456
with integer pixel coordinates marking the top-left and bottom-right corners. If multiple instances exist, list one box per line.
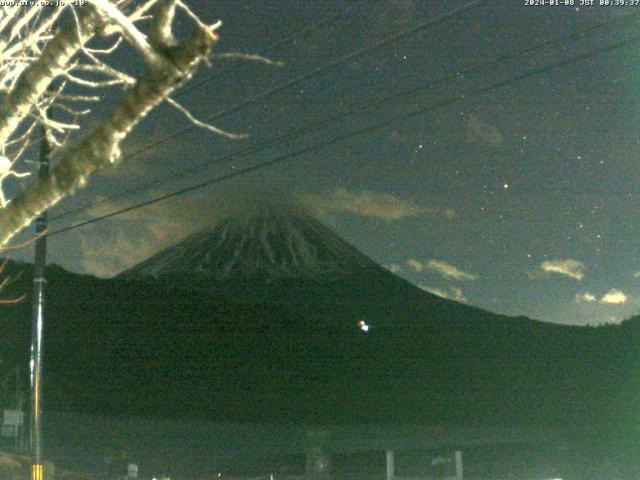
left=526, top=0, right=640, bottom=6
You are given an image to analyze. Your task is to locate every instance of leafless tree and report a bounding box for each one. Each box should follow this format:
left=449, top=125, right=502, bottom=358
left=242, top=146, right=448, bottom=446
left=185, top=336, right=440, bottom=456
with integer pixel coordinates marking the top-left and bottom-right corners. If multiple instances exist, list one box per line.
left=0, top=0, right=238, bottom=246
left=0, top=234, right=44, bottom=303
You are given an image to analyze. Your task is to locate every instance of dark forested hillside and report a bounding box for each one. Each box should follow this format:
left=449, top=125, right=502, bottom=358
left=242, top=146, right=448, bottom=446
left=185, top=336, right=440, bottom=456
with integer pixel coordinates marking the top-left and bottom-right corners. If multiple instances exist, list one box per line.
left=0, top=260, right=636, bottom=434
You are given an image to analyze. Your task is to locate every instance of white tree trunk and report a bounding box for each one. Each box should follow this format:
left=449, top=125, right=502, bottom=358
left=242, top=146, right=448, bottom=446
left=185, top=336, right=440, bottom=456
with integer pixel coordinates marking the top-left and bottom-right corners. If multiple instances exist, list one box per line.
left=0, top=7, right=99, bottom=147
left=0, top=28, right=217, bottom=246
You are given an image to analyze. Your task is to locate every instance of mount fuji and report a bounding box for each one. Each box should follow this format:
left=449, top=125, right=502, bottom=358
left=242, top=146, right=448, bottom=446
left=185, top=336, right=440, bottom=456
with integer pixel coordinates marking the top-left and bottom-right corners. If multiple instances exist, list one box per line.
left=0, top=191, right=634, bottom=434
left=120, top=197, right=381, bottom=280
left=117, top=193, right=451, bottom=313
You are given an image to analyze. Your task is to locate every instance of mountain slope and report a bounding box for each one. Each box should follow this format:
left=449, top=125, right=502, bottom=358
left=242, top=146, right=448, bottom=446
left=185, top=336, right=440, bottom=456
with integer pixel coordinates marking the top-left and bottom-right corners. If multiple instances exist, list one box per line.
left=120, top=200, right=381, bottom=280
left=117, top=194, right=452, bottom=312
left=0, top=193, right=636, bottom=432
left=0, top=263, right=632, bottom=429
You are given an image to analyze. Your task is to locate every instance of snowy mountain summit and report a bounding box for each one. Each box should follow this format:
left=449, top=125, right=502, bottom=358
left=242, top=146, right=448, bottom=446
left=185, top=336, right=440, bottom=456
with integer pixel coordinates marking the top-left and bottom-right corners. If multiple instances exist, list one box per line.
left=119, top=193, right=381, bottom=282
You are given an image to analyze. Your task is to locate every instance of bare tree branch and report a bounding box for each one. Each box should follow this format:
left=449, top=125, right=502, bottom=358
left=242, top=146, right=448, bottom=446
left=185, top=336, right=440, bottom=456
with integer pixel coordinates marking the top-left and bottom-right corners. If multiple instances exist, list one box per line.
left=214, top=52, right=284, bottom=67
left=0, top=0, right=242, bottom=247
left=150, top=0, right=177, bottom=48
left=0, top=6, right=101, bottom=148
left=0, top=235, right=47, bottom=304
left=88, top=0, right=164, bottom=67
left=166, top=97, right=247, bottom=139
left=0, top=21, right=219, bottom=245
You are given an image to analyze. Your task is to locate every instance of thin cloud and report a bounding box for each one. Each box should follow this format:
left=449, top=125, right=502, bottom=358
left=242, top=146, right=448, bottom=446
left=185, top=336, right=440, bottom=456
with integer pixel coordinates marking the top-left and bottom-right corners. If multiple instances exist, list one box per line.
left=600, top=289, right=627, bottom=305
left=427, top=259, right=476, bottom=281
left=575, top=292, right=596, bottom=303
left=75, top=189, right=219, bottom=277
left=419, top=284, right=448, bottom=298
left=386, top=264, right=402, bottom=274
left=406, top=259, right=426, bottom=272
left=407, top=259, right=476, bottom=281
left=300, top=188, right=443, bottom=221
left=540, top=259, right=585, bottom=281
left=450, top=286, right=468, bottom=302
left=419, top=284, right=467, bottom=303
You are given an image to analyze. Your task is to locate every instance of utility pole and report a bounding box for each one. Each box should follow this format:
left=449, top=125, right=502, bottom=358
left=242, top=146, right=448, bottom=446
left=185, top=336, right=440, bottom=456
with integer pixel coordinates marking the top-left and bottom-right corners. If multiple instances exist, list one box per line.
left=30, top=121, right=50, bottom=480
left=386, top=450, right=395, bottom=480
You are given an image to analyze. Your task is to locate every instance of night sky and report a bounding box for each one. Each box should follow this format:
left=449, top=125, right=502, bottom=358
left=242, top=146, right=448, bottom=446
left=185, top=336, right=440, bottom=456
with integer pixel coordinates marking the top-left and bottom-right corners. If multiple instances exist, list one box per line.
left=9, top=0, right=640, bottom=326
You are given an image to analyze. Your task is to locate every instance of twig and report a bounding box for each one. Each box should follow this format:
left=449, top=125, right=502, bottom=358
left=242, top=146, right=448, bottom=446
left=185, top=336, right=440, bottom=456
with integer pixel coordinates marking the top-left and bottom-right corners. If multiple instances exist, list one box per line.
left=213, top=52, right=284, bottom=67
left=166, top=97, right=248, bottom=139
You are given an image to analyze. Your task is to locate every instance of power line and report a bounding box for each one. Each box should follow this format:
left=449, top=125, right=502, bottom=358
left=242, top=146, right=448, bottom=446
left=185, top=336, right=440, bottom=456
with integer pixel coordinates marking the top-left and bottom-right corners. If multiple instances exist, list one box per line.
left=51, top=11, right=640, bottom=222
left=1, top=8, right=359, bottom=180
left=46, top=33, right=640, bottom=238
left=95, top=1, right=486, bottom=168
left=51, top=0, right=485, bottom=222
